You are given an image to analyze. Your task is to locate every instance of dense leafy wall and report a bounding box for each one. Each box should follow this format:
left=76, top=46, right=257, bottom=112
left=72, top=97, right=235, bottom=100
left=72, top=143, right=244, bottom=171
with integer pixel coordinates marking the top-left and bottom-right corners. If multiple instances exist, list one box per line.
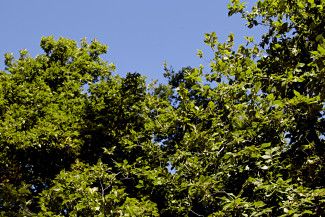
left=0, top=0, right=324, bottom=216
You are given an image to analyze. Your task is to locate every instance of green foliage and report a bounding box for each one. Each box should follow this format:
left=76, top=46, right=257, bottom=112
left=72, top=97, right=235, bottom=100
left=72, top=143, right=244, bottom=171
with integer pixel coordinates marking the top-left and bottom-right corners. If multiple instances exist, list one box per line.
left=1, top=0, right=325, bottom=216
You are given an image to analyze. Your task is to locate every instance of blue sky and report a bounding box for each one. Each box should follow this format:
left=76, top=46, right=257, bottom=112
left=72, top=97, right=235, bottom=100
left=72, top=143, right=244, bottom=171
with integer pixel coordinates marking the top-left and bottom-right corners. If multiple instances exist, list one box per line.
left=0, top=0, right=262, bottom=82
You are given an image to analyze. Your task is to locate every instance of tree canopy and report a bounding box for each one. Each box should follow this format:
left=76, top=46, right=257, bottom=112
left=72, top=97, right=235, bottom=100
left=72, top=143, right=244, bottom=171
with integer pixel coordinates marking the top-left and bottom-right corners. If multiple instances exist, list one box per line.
left=1, top=0, right=324, bottom=216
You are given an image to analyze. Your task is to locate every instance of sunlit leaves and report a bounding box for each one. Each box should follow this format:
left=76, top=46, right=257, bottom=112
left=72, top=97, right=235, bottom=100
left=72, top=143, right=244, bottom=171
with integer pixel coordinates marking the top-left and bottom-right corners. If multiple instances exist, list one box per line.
left=1, top=0, right=325, bottom=216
